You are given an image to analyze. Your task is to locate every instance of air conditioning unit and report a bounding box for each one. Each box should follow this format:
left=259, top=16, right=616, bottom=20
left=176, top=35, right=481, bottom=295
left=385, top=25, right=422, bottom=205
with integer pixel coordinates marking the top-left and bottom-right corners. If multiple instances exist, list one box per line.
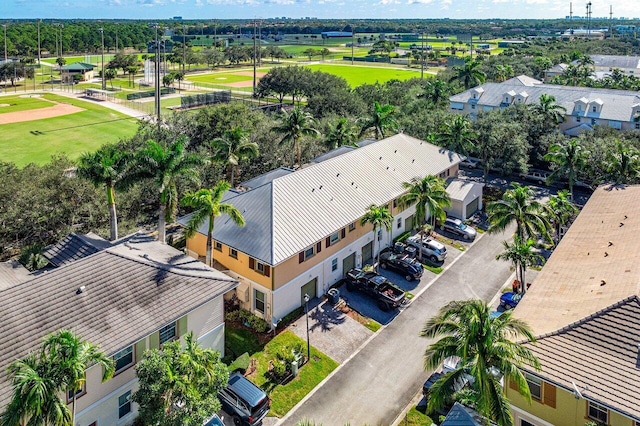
left=236, top=282, right=250, bottom=303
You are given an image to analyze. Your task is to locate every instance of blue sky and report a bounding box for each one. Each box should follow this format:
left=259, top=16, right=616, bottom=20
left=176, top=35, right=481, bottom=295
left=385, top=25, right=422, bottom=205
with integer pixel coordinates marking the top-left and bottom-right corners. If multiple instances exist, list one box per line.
left=2, top=0, right=638, bottom=20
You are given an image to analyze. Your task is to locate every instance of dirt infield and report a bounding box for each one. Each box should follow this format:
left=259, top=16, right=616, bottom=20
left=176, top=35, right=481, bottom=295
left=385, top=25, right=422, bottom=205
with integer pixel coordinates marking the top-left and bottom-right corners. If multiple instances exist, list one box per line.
left=0, top=103, right=85, bottom=125
left=233, top=71, right=267, bottom=78
left=224, top=80, right=255, bottom=88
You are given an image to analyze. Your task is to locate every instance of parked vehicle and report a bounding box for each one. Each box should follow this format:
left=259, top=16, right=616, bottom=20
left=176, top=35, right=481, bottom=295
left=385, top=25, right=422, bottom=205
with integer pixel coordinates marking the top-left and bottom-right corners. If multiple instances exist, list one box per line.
left=439, top=217, right=477, bottom=241
left=406, top=235, right=448, bottom=263
left=345, top=268, right=406, bottom=311
left=218, top=372, right=270, bottom=426
left=518, top=169, right=549, bottom=185
left=460, top=156, right=480, bottom=169
left=499, top=292, right=523, bottom=310
left=379, top=251, right=423, bottom=281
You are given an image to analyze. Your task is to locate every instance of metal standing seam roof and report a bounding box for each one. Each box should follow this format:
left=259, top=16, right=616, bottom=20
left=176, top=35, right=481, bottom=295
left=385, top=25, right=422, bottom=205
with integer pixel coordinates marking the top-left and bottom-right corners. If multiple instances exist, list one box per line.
left=449, top=76, right=640, bottom=122
left=445, top=179, right=483, bottom=202
left=0, top=235, right=237, bottom=407
left=183, top=134, right=463, bottom=266
left=521, top=296, right=640, bottom=420
left=60, top=62, right=96, bottom=71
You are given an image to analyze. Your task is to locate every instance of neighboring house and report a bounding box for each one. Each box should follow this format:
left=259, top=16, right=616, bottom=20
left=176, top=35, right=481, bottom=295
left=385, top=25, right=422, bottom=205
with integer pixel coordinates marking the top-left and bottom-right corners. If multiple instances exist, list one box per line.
left=0, top=233, right=237, bottom=426
left=181, top=134, right=482, bottom=323
left=441, top=402, right=494, bottom=426
left=545, top=55, right=640, bottom=81
left=449, top=75, right=640, bottom=136
left=60, top=62, right=96, bottom=84
left=444, top=178, right=484, bottom=220
left=543, top=63, right=569, bottom=82
left=508, top=185, right=640, bottom=426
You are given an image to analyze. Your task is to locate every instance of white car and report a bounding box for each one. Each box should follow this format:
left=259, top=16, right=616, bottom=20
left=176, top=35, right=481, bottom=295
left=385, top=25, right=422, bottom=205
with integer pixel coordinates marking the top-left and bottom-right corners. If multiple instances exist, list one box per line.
left=406, top=235, right=447, bottom=263
left=460, top=156, right=480, bottom=169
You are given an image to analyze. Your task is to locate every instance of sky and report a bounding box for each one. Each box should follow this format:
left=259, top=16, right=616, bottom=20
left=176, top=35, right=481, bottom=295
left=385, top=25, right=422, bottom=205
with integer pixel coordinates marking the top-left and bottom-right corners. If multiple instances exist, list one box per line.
left=2, top=0, right=639, bottom=20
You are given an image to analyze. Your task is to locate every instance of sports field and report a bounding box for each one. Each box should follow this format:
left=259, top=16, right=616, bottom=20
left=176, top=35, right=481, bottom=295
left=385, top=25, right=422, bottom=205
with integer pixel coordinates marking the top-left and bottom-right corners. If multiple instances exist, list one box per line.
left=0, top=93, right=139, bottom=166
left=304, top=64, right=424, bottom=87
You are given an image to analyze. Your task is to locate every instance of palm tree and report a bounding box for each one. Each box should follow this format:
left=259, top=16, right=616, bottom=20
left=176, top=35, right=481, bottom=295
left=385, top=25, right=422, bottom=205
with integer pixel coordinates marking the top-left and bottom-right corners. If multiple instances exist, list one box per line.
left=399, top=175, right=451, bottom=261
left=544, top=139, right=587, bottom=201
left=436, top=115, right=476, bottom=157
left=487, top=183, right=551, bottom=242
left=496, top=236, right=544, bottom=294
left=182, top=181, right=245, bottom=267
left=546, top=190, right=578, bottom=244
left=494, top=64, right=513, bottom=82
left=211, top=127, right=259, bottom=187
left=174, top=72, right=184, bottom=91
left=359, top=101, right=398, bottom=139
left=417, top=79, right=451, bottom=106
left=324, top=118, right=358, bottom=150
left=448, top=57, right=486, bottom=89
left=135, top=138, right=204, bottom=243
left=421, top=300, right=540, bottom=425
left=360, top=204, right=394, bottom=271
left=77, top=144, right=131, bottom=241
left=605, top=141, right=640, bottom=184
left=532, top=94, right=567, bottom=125
left=273, top=106, right=319, bottom=168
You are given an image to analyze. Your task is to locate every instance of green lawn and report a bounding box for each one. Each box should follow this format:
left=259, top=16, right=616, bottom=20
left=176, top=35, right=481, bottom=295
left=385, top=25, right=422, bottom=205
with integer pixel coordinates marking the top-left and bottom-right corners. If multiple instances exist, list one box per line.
left=305, top=64, right=423, bottom=87
left=405, top=406, right=435, bottom=425
left=0, top=95, right=55, bottom=113
left=188, top=69, right=270, bottom=85
left=0, top=93, right=139, bottom=166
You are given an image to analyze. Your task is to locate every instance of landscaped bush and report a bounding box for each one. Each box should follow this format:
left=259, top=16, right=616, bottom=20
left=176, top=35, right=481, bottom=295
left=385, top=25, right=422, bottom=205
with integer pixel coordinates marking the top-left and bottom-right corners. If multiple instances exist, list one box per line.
left=278, top=307, right=304, bottom=328
left=393, top=230, right=411, bottom=243
left=225, top=308, right=270, bottom=333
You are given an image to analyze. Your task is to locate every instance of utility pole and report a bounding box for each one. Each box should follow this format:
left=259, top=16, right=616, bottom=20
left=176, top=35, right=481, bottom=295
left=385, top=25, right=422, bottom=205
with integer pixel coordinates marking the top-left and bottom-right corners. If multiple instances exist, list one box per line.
left=258, top=20, right=262, bottom=67
left=152, top=23, right=161, bottom=123
left=253, top=19, right=257, bottom=97
left=421, top=31, right=424, bottom=79
left=115, top=23, right=119, bottom=53
left=213, top=20, right=217, bottom=50
left=182, top=25, right=186, bottom=73
left=99, top=28, right=105, bottom=90
left=609, top=5, right=613, bottom=39
left=586, top=2, right=592, bottom=37
left=59, top=24, right=64, bottom=57
left=351, top=25, right=355, bottom=66
left=37, top=19, right=41, bottom=65
left=3, top=24, right=7, bottom=62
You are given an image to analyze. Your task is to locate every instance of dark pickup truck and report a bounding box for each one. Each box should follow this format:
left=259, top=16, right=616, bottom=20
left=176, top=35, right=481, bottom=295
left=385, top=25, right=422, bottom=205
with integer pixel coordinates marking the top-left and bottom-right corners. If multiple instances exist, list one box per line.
left=345, top=268, right=406, bottom=311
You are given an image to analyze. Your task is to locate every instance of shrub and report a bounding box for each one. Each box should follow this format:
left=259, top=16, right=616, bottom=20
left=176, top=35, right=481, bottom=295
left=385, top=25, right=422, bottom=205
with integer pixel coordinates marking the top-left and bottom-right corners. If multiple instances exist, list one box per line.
left=226, top=309, right=269, bottom=333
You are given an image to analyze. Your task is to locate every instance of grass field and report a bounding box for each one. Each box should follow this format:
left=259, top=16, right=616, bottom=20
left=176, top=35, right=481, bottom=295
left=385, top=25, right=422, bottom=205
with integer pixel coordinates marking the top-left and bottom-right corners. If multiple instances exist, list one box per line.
left=0, top=93, right=139, bottom=166
left=0, top=96, right=54, bottom=113
left=305, top=63, right=423, bottom=87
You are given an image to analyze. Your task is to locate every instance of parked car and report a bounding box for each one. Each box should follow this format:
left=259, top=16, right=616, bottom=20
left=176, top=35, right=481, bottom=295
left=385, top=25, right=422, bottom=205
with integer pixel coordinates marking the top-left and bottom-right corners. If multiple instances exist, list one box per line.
left=439, top=217, right=477, bottom=241
left=460, top=156, right=480, bottom=169
left=518, top=169, right=549, bottom=185
left=379, top=251, right=424, bottom=281
left=345, top=268, right=406, bottom=311
left=499, top=292, right=523, bottom=310
left=406, top=235, right=448, bottom=263
left=218, top=372, right=270, bottom=426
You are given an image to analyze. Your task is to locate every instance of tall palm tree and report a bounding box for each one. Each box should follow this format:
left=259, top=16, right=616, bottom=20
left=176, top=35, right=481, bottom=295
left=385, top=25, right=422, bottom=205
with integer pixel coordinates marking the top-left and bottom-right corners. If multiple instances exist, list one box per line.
left=546, top=190, right=578, bottom=244
left=487, top=183, right=551, bottom=242
left=533, top=94, right=567, bottom=125
left=324, top=118, right=358, bottom=150
left=496, top=236, right=544, bottom=294
left=399, top=175, right=451, bottom=261
left=182, top=181, right=245, bottom=267
left=417, top=79, right=451, bottom=106
left=421, top=300, right=540, bottom=425
left=211, top=127, right=259, bottom=187
left=273, top=106, right=319, bottom=168
left=359, top=101, right=398, bottom=140
left=77, top=144, right=131, bottom=241
left=360, top=204, right=394, bottom=271
left=448, top=58, right=486, bottom=89
left=135, top=138, right=204, bottom=243
left=605, top=141, right=640, bottom=184
left=544, top=139, right=587, bottom=201
left=494, top=64, right=513, bottom=82
left=435, top=115, right=476, bottom=158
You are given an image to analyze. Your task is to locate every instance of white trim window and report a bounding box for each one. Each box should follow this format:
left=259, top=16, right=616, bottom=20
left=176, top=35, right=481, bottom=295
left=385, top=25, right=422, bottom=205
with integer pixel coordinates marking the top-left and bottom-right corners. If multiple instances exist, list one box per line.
left=331, top=258, right=338, bottom=272
left=118, top=390, right=132, bottom=419
left=159, top=323, right=176, bottom=346
left=113, top=346, right=134, bottom=374
left=254, top=289, right=266, bottom=314
left=330, top=231, right=340, bottom=245
left=525, top=373, right=542, bottom=400
left=587, top=401, right=608, bottom=424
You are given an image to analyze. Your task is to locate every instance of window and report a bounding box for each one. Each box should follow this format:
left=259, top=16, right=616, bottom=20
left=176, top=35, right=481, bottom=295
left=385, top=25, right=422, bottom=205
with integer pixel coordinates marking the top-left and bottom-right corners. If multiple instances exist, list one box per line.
left=159, top=323, right=176, bottom=345
left=591, top=118, right=598, bottom=125
left=520, top=421, right=536, bottom=426
left=118, top=391, right=132, bottom=419
left=592, top=105, right=597, bottom=112
left=397, top=217, right=402, bottom=229
left=349, top=222, right=356, bottom=232
left=257, top=262, right=266, bottom=274
left=214, top=241, right=222, bottom=251
left=229, top=248, right=238, bottom=259
left=331, top=258, right=338, bottom=272
left=113, top=346, right=134, bottom=374
left=330, top=232, right=340, bottom=245
left=304, top=246, right=315, bottom=260
left=377, top=230, right=382, bottom=241
left=587, top=401, right=608, bottom=423
left=576, top=116, right=582, bottom=123
left=67, top=381, right=86, bottom=402
left=525, top=373, right=542, bottom=400
left=254, top=289, right=265, bottom=314
left=505, top=97, right=510, bottom=103
left=636, top=123, right=640, bottom=130
left=471, top=104, right=476, bottom=109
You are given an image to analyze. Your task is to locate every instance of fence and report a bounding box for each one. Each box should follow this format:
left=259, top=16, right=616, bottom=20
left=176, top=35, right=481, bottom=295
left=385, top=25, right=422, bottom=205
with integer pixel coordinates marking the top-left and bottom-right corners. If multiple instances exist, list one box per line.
left=179, top=90, right=231, bottom=109
left=126, top=87, right=176, bottom=100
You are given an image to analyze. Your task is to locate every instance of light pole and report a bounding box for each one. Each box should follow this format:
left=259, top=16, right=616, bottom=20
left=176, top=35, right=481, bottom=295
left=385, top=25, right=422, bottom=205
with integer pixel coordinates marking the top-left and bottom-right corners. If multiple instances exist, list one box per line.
left=99, top=28, right=105, bottom=90
left=212, top=19, right=217, bottom=50
left=115, top=23, right=119, bottom=54
left=37, top=19, right=41, bottom=65
left=3, top=24, right=7, bottom=62
left=182, top=25, right=186, bottom=73
left=59, top=24, right=64, bottom=58
left=152, top=23, right=161, bottom=123
left=421, top=31, right=424, bottom=79
left=304, top=293, right=310, bottom=362
left=351, top=25, right=354, bottom=66
left=252, top=19, right=257, bottom=97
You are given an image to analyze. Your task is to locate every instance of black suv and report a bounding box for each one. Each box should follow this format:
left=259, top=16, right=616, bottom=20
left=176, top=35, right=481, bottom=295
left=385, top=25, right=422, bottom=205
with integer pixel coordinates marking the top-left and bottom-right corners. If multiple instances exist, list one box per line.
left=219, top=373, right=270, bottom=426
left=379, top=251, right=424, bottom=281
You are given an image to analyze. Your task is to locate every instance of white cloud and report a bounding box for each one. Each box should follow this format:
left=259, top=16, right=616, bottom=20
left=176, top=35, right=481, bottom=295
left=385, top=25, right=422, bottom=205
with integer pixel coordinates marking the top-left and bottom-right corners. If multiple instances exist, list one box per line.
left=407, top=0, right=433, bottom=4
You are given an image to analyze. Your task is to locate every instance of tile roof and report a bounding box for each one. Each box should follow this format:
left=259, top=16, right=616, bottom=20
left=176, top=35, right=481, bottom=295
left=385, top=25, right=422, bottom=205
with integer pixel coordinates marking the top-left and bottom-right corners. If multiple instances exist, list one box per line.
left=0, top=261, right=30, bottom=290
left=521, top=296, right=640, bottom=420
left=0, top=233, right=237, bottom=407
left=42, top=232, right=112, bottom=267
left=514, top=185, right=640, bottom=335
left=180, top=134, right=463, bottom=265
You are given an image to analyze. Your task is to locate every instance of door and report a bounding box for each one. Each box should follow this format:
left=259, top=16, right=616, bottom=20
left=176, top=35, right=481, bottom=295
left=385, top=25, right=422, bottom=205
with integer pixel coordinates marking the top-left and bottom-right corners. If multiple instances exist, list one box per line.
left=301, top=278, right=317, bottom=307
left=362, top=241, right=373, bottom=265
left=465, top=197, right=479, bottom=218
left=405, top=215, right=414, bottom=233
left=342, top=252, right=355, bottom=276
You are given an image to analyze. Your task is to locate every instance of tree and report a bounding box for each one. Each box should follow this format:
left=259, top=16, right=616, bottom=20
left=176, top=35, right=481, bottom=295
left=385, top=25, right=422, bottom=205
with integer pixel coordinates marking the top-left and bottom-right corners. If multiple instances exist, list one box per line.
left=494, top=64, right=513, bottom=82
left=449, top=57, right=486, bottom=89
left=360, top=204, right=394, bottom=271
left=359, top=101, right=398, bottom=139
left=133, top=332, right=229, bottom=426
left=134, top=139, right=204, bottom=243
left=302, top=48, right=317, bottom=61
left=324, top=118, right=358, bottom=150
left=487, top=182, right=551, bottom=242
left=273, top=106, right=319, bottom=168
left=398, top=175, right=451, bottom=261
left=532, top=94, right=566, bottom=126
left=417, top=79, right=451, bottom=107
left=174, top=72, right=184, bottom=91
left=544, top=139, right=587, bottom=201
left=77, top=143, right=132, bottom=241
left=211, top=127, right=259, bottom=187
left=320, top=48, right=330, bottom=61
left=182, top=181, right=245, bottom=267
left=436, top=115, right=476, bottom=157
left=162, top=73, right=174, bottom=88
left=604, top=140, right=640, bottom=184
left=421, top=300, right=540, bottom=425
left=56, top=57, right=66, bottom=67
left=104, top=68, right=117, bottom=89
left=546, top=190, right=578, bottom=244
left=495, top=236, right=544, bottom=294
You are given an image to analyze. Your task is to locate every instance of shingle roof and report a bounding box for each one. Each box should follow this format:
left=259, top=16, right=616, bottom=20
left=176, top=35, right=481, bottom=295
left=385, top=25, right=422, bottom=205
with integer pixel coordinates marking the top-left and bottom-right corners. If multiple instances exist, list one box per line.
left=181, top=134, right=463, bottom=265
left=0, top=234, right=237, bottom=407
left=521, top=296, right=640, bottom=420
left=42, top=232, right=112, bottom=267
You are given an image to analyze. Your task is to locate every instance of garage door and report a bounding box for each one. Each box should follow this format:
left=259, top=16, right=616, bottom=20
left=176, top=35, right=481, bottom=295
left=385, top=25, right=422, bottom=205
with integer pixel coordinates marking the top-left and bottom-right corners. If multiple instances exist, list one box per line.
left=465, top=197, right=479, bottom=218
left=362, top=241, right=373, bottom=265
left=342, top=253, right=355, bottom=276
left=301, top=278, right=317, bottom=306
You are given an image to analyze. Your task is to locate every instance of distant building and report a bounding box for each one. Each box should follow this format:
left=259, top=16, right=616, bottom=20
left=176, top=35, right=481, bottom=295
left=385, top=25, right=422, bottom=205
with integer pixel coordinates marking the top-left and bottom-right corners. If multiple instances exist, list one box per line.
left=615, top=24, right=636, bottom=36
left=497, top=40, right=525, bottom=48
left=321, top=31, right=353, bottom=38
left=545, top=55, right=640, bottom=81
left=60, top=62, right=95, bottom=84
left=561, top=28, right=606, bottom=40
left=172, top=16, right=183, bottom=20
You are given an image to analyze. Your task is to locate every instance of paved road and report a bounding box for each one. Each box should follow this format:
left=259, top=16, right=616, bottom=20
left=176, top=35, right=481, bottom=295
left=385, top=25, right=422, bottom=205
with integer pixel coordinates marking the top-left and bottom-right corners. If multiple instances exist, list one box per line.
left=279, top=226, right=515, bottom=426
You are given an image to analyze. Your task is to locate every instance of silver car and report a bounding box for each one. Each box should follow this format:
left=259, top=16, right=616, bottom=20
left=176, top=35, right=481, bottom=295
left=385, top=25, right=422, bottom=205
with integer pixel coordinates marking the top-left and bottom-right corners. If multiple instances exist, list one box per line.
left=440, top=217, right=477, bottom=241
left=406, top=235, right=447, bottom=263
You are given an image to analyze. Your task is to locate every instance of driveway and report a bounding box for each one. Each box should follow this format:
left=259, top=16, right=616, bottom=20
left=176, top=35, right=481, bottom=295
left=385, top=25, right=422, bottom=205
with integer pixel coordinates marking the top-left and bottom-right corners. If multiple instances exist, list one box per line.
left=278, top=225, right=515, bottom=426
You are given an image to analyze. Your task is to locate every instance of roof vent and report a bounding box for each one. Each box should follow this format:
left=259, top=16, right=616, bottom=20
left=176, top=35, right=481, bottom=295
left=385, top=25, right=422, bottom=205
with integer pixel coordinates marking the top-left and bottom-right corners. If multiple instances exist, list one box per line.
left=379, top=156, right=382, bottom=160
left=319, top=185, right=323, bottom=190
left=600, top=280, right=606, bottom=286
left=311, top=188, right=315, bottom=192
left=336, top=173, right=340, bottom=177
left=394, top=149, right=397, bottom=153
left=76, top=285, right=86, bottom=295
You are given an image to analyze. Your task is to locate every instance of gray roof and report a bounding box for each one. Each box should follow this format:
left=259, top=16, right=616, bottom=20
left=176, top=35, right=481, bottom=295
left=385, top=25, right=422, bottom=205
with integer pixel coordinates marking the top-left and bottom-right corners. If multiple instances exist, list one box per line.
left=240, top=167, right=294, bottom=190
left=441, top=403, right=488, bottom=426
left=445, top=179, right=483, bottom=202
left=181, top=134, right=463, bottom=265
left=522, top=296, right=640, bottom=420
left=0, top=261, right=30, bottom=290
left=0, top=233, right=237, bottom=407
left=450, top=75, right=640, bottom=123
left=42, top=232, right=113, bottom=267
left=582, top=55, right=640, bottom=70
left=311, top=146, right=356, bottom=163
